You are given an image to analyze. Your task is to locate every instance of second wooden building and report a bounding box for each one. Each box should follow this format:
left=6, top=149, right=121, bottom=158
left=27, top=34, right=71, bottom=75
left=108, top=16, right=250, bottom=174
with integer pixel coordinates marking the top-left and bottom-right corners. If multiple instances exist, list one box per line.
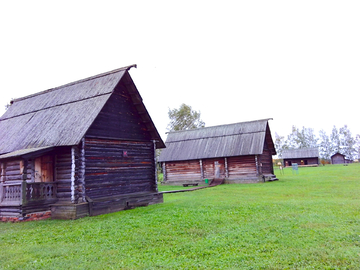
left=158, top=119, right=277, bottom=185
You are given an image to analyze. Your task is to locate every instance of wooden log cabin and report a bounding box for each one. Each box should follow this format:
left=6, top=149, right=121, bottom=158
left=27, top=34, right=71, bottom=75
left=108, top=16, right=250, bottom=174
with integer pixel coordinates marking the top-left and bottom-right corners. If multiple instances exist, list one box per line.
left=0, top=65, right=165, bottom=221
left=331, top=152, right=352, bottom=164
left=158, top=119, right=277, bottom=185
left=281, top=148, right=319, bottom=167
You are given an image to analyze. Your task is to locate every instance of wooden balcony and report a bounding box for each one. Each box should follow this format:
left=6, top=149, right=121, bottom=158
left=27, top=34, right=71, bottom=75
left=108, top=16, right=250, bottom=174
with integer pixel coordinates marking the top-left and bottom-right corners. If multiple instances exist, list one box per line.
left=0, top=181, right=57, bottom=206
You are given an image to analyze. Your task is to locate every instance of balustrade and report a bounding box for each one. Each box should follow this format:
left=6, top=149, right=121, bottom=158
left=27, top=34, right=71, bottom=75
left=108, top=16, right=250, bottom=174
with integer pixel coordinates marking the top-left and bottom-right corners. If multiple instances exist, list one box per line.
left=0, top=181, right=57, bottom=205
left=0, top=182, right=22, bottom=204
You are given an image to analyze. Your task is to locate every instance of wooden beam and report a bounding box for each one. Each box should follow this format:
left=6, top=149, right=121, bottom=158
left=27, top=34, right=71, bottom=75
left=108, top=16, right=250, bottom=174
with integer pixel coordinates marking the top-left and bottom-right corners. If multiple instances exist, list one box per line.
left=0, top=162, right=5, bottom=183
left=71, top=147, right=76, bottom=203
left=162, top=162, right=167, bottom=182
left=21, top=180, right=27, bottom=205
left=153, top=140, right=158, bottom=192
left=79, top=138, right=86, bottom=203
left=225, top=157, right=229, bottom=178
left=0, top=163, right=4, bottom=203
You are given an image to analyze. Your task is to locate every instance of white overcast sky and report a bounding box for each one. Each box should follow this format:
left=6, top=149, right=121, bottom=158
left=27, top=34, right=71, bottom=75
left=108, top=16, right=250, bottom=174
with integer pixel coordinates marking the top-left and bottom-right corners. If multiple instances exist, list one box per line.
left=1, top=1, right=359, bottom=141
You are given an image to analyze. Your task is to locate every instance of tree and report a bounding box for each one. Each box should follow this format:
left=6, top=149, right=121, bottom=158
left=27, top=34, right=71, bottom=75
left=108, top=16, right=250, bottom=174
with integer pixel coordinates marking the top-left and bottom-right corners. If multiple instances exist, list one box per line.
left=339, top=125, right=356, bottom=160
left=167, top=103, right=205, bottom=131
left=330, top=126, right=341, bottom=154
left=286, top=126, right=318, bottom=149
left=274, top=132, right=288, bottom=157
left=355, top=134, right=360, bottom=160
left=275, top=125, right=359, bottom=161
left=330, top=125, right=357, bottom=160
left=318, top=129, right=332, bottom=160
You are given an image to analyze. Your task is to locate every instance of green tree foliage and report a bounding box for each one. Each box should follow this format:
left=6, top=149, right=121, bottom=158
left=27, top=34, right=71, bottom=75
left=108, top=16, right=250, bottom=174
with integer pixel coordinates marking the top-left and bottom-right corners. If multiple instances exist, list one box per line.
left=319, top=129, right=332, bottom=160
left=274, top=132, right=288, bottom=157
left=355, top=135, right=360, bottom=160
left=339, top=125, right=356, bottom=160
left=330, top=126, right=341, bottom=153
left=286, top=126, right=318, bottom=149
left=167, top=103, right=205, bottom=131
left=328, top=125, right=357, bottom=160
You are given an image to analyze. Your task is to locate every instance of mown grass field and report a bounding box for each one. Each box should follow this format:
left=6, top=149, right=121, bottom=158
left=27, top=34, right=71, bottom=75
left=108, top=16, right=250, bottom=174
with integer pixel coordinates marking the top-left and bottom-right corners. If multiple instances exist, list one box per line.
left=0, top=164, right=359, bottom=269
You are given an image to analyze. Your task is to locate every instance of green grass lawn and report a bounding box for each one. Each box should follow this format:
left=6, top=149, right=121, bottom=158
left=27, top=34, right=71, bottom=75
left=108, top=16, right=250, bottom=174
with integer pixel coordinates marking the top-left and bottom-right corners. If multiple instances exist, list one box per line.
left=1, top=164, right=359, bottom=269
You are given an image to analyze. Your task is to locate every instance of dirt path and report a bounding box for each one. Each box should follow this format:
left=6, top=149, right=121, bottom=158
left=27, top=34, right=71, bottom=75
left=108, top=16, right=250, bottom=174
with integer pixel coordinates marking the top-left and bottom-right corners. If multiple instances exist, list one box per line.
left=160, top=178, right=224, bottom=194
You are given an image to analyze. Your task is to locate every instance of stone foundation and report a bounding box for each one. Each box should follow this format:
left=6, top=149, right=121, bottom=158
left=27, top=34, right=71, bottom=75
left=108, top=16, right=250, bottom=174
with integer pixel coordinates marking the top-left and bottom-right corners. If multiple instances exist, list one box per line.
left=0, top=211, right=52, bottom=222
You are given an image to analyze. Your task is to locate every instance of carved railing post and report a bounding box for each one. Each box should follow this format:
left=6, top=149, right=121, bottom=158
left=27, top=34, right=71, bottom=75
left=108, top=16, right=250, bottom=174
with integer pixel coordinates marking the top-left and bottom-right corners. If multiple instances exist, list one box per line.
left=0, top=182, right=3, bottom=203
left=21, top=180, right=27, bottom=205
left=21, top=159, right=28, bottom=205
left=0, top=162, right=5, bottom=203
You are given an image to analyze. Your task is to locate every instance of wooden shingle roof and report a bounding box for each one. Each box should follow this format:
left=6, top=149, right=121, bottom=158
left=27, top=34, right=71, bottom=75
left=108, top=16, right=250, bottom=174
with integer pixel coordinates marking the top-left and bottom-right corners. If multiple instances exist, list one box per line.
left=281, top=148, right=319, bottom=159
left=0, top=65, right=165, bottom=158
left=158, top=119, right=276, bottom=162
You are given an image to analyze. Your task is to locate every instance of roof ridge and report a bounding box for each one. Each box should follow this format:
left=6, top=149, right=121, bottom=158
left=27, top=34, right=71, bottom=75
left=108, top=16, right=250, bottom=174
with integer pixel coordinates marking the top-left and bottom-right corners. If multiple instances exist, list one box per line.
left=166, top=118, right=272, bottom=134
left=283, top=147, right=319, bottom=151
left=167, top=130, right=265, bottom=143
left=11, top=64, right=136, bottom=104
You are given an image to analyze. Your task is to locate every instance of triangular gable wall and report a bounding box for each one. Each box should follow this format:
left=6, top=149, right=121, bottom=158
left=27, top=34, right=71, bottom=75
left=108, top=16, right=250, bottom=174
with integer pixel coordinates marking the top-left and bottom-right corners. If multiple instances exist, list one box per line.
left=86, top=76, right=152, bottom=141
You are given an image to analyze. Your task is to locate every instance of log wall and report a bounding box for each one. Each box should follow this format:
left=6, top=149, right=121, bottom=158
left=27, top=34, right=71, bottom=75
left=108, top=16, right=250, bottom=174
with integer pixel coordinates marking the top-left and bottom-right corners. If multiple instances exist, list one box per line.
left=84, top=138, right=156, bottom=199
left=331, top=154, right=345, bottom=164
left=226, top=156, right=258, bottom=182
left=0, top=160, right=31, bottom=182
left=163, top=160, right=202, bottom=184
left=162, top=155, right=262, bottom=185
left=86, top=82, right=151, bottom=141
left=203, top=158, right=226, bottom=179
left=259, top=143, right=274, bottom=175
left=55, top=147, right=82, bottom=203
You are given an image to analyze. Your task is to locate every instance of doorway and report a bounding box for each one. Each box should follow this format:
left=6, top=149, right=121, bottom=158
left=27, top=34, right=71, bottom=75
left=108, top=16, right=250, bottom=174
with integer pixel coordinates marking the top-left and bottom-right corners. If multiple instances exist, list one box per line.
left=214, top=161, right=225, bottom=179
left=34, top=155, right=54, bottom=182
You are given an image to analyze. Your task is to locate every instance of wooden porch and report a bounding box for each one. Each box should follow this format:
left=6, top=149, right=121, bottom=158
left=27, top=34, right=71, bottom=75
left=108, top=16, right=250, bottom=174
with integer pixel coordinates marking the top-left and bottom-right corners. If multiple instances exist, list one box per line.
left=0, top=180, right=163, bottom=221
left=0, top=181, right=57, bottom=219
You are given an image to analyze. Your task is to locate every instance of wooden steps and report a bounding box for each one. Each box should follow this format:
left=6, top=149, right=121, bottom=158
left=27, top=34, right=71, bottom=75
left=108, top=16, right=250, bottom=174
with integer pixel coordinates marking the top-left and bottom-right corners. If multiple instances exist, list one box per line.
left=263, top=174, right=278, bottom=181
left=209, top=178, right=224, bottom=186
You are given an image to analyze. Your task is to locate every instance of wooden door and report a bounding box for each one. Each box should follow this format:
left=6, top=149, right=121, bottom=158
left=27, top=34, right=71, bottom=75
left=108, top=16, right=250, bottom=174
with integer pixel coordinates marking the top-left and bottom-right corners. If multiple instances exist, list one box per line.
left=34, top=155, right=54, bottom=182
left=214, top=161, right=225, bottom=179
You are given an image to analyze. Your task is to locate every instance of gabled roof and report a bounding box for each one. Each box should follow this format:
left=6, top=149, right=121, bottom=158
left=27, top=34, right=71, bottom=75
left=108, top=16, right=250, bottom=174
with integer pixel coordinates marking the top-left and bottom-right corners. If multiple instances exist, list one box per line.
left=331, top=152, right=345, bottom=158
left=0, top=65, right=165, bottom=158
left=281, top=148, right=319, bottom=159
left=158, top=119, right=276, bottom=162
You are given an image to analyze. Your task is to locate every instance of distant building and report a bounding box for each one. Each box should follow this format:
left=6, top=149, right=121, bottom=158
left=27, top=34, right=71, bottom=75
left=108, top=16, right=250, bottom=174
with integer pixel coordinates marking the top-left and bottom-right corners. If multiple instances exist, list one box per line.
left=281, top=148, right=319, bottom=167
left=331, top=152, right=345, bottom=164
left=331, top=152, right=352, bottom=164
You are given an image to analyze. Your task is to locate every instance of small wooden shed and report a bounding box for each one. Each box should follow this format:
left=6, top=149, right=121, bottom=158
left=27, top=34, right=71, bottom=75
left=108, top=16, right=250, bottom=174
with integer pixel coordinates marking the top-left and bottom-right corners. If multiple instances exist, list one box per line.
left=331, top=152, right=346, bottom=164
left=330, top=152, right=352, bottom=164
left=0, top=65, right=165, bottom=221
left=281, top=148, right=319, bottom=167
left=158, top=119, right=277, bottom=185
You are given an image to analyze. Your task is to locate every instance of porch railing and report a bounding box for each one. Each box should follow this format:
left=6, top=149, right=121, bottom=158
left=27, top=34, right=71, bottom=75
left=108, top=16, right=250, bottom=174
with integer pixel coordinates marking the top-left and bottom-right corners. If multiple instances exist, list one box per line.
left=0, top=181, right=57, bottom=206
